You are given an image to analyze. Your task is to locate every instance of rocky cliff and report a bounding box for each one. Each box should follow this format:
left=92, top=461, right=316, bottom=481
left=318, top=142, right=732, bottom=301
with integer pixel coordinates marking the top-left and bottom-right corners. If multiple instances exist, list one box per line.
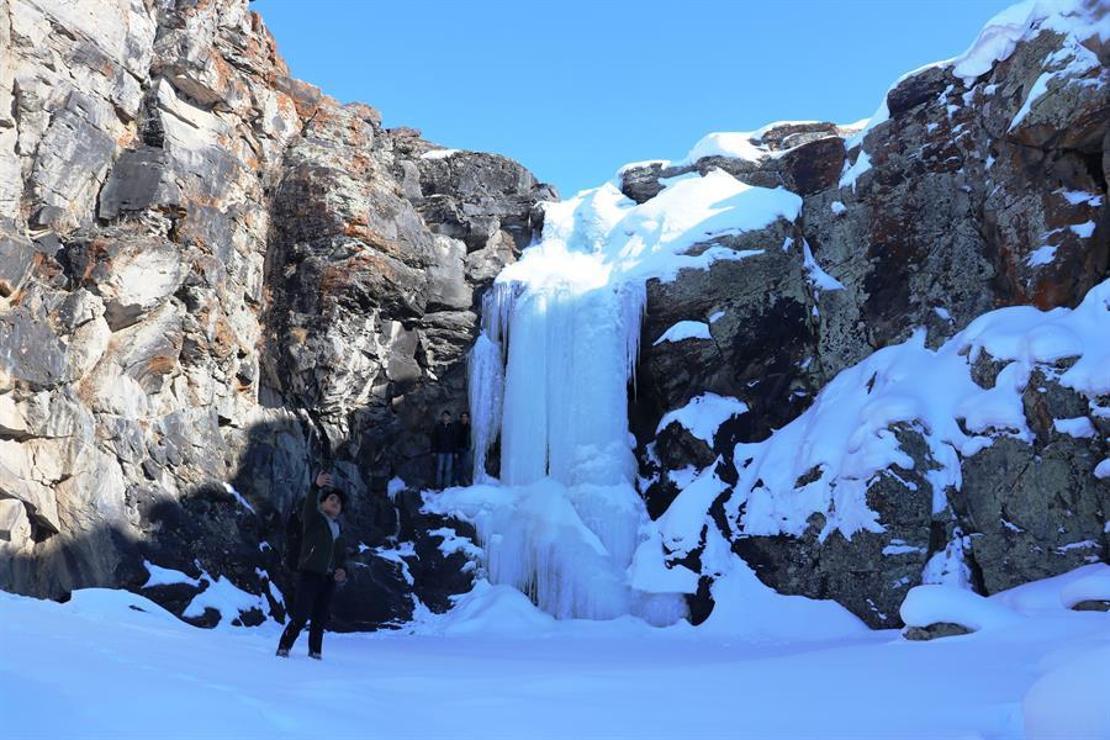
left=630, top=2, right=1108, bottom=627
left=0, top=0, right=550, bottom=628
left=0, top=0, right=1106, bottom=632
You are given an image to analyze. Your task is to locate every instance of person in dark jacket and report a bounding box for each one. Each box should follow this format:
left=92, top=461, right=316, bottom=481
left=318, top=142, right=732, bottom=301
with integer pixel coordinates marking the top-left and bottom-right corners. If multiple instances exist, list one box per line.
left=276, top=471, right=347, bottom=660
left=453, top=411, right=472, bottom=486
left=431, top=410, right=454, bottom=489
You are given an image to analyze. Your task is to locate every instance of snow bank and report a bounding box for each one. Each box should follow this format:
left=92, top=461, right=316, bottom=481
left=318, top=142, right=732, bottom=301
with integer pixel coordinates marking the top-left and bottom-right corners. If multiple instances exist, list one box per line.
left=699, top=531, right=867, bottom=641
left=1059, top=565, right=1110, bottom=608
left=1023, top=645, right=1110, bottom=739
left=656, top=392, right=748, bottom=444
left=900, top=584, right=1023, bottom=631
left=419, top=580, right=557, bottom=636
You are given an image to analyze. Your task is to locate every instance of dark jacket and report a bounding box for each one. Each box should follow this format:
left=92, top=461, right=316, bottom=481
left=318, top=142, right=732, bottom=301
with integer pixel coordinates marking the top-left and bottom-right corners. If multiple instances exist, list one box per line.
left=431, top=421, right=454, bottom=453
left=453, top=422, right=471, bottom=452
left=297, top=484, right=347, bottom=575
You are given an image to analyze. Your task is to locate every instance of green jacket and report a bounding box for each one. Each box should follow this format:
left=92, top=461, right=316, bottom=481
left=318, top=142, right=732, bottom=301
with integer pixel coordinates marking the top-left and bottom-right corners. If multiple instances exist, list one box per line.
left=297, top=484, right=347, bottom=575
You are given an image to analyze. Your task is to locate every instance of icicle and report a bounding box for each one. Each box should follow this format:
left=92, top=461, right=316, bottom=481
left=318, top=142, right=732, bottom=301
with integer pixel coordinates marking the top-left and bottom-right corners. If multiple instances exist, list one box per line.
left=467, top=333, right=504, bottom=484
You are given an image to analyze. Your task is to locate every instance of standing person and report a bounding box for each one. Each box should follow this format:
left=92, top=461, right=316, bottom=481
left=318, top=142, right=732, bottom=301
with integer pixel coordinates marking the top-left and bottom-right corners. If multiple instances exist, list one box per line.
left=431, top=410, right=454, bottom=489
left=453, top=411, right=472, bottom=486
left=276, top=470, right=348, bottom=660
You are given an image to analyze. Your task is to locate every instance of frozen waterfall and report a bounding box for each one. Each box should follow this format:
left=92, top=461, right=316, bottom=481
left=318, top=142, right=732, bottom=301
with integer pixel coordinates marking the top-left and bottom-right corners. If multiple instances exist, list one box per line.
left=448, top=173, right=803, bottom=622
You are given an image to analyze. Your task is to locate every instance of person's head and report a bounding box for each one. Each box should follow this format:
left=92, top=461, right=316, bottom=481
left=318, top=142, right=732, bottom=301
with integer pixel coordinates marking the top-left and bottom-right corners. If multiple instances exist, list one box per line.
left=440, top=410, right=451, bottom=423
left=460, top=412, right=470, bottom=424
left=319, top=486, right=346, bottom=518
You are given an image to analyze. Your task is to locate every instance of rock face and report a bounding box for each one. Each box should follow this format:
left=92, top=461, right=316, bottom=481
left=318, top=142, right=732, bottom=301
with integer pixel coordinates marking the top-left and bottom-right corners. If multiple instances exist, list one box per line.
left=630, top=7, right=1109, bottom=627
left=0, top=0, right=549, bottom=629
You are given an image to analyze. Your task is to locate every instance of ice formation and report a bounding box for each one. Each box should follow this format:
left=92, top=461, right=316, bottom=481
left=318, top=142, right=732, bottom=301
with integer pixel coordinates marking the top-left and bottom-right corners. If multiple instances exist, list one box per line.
left=453, top=168, right=800, bottom=622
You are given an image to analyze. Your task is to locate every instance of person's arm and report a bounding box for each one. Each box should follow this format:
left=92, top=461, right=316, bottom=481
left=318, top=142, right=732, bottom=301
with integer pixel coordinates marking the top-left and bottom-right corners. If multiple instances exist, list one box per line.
left=304, top=471, right=331, bottom=521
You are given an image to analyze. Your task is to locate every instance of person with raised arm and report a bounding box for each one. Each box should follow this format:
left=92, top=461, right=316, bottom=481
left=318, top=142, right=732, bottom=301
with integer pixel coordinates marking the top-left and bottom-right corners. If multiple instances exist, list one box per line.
left=276, top=470, right=348, bottom=660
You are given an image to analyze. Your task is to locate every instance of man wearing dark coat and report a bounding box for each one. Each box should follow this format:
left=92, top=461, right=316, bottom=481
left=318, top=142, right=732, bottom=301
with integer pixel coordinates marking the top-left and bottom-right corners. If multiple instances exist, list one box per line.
left=276, top=471, right=347, bottom=660
left=453, top=411, right=472, bottom=486
left=431, top=410, right=455, bottom=489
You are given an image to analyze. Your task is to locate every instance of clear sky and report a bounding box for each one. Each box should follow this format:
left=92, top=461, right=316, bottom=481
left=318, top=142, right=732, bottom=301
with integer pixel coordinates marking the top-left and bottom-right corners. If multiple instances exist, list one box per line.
left=253, top=0, right=1015, bottom=197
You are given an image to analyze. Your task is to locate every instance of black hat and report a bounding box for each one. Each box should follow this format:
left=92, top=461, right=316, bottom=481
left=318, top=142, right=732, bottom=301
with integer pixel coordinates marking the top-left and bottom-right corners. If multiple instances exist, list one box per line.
left=318, top=486, right=347, bottom=511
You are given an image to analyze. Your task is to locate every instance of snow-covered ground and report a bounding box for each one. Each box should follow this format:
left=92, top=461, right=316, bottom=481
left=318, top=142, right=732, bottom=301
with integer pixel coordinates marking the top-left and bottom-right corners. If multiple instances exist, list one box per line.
left=4, top=566, right=1110, bottom=739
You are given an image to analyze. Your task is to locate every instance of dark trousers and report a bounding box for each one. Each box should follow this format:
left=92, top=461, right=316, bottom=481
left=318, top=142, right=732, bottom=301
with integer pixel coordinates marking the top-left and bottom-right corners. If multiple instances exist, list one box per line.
left=453, top=451, right=473, bottom=486
left=277, top=571, right=335, bottom=655
left=435, top=452, right=453, bottom=489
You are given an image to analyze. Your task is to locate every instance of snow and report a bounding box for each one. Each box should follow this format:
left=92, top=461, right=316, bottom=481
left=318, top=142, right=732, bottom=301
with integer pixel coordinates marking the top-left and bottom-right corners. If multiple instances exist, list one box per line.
left=1070, top=220, right=1095, bottom=238
left=1008, top=34, right=1102, bottom=131
left=386, top=476, right=407, bottom=501
left=655, top=392, right=749, bottom=444
left=1025, top=244, right=1057, bottom=266
left=224, top=482, right=254, bottom=512
left=802, top=239, right=845, bottom=291
left=707, top=309, right=725, bottom=323
left=1095, top=458, right=1110, bottom=479
left=830, top=199, right=846, bottom=215
left=142, top=560, right=200, bottom=589
left=8, top=560, right=1110, bottom=738
left=1052, top=415, right=1095, bottom=438
left=652, top=320, right=711, bottom=346
left=429, top=526, right=483, bottom=559
left=951, top=0, right=1110, bottom=85
left=182, top=574, right=269, bottom=626
left=726, top=279, right=1110, bottom=543
left=656, top=465, right=728, bottom=557
left=1059, top=188, right=1103, bottom=206
left=679, top=130, right=766, bottom=165
left=901, top=584, right=1023, bottom=631
left=838, top=149, right=871, bottom=190
left=419, top=148, right=461, bottom=159
left=1059, top=565, right=1110, bottom=608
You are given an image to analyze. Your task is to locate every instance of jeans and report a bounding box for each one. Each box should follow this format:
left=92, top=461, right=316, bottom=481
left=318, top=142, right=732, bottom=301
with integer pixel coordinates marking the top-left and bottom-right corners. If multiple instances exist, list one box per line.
left=277, top=571, right=336, bottom=655
left=435, top=452, right=454, bottom=489
left=453, top=451, right=473, bottom=486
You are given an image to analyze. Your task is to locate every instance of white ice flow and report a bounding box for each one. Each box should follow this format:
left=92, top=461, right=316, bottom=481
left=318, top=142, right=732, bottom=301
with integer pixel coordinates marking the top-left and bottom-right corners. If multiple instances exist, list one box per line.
left=434, top=170, right=801, bottom=622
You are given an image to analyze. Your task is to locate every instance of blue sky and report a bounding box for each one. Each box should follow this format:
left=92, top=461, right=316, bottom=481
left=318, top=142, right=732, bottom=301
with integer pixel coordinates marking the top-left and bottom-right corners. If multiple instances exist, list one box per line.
left=254, top=0, right=1014, bottom=196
